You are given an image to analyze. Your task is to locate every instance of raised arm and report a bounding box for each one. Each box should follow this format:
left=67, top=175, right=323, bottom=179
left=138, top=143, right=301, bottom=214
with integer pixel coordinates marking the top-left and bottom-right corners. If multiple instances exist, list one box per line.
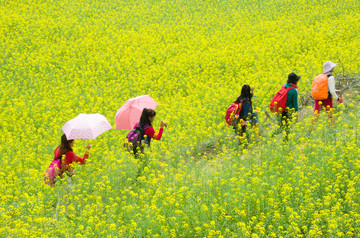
left=145, top=127, right=164, bottom=140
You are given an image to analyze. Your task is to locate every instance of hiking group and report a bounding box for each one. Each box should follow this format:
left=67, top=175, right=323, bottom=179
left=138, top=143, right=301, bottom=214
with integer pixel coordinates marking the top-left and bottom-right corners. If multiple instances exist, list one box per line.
left=45, top=60, right=343, bottom=186
left=226, top=61, right=343, bottom=142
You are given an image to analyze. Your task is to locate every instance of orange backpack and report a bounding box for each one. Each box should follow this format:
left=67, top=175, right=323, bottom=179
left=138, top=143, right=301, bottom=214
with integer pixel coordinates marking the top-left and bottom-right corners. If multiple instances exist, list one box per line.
left=311, top=74, right=328, bottom=100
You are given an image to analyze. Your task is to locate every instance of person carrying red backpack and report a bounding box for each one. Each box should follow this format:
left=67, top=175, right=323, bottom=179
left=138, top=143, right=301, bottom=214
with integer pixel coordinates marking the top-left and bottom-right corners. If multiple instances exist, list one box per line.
left=271, top=72, right=300, bottom=140
left=231, top=85, right=255, bottom=142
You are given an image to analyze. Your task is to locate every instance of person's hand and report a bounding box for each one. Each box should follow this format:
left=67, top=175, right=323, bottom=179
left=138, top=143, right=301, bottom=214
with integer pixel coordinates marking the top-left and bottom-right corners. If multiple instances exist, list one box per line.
left=337, top=98, right=343, bottom=103
left=250, top=87, right=254, bottom=94
left=160, top=121, right=167, bottom=128
left=241, top=120, right=247, bottom=126
left=86, top=142, right=91, bottom=150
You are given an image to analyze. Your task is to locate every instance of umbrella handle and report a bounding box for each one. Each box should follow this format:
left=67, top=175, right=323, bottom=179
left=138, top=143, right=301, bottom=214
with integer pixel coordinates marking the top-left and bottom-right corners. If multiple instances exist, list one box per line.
left=86, top=140, right=92, bottom=150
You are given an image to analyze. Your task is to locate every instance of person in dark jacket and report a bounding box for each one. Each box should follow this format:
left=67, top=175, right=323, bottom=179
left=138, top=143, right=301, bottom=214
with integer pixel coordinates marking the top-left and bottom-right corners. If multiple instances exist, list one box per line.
left=234, top=85, right=254, bottom=140
left=280, top=72, right=300, bottom=140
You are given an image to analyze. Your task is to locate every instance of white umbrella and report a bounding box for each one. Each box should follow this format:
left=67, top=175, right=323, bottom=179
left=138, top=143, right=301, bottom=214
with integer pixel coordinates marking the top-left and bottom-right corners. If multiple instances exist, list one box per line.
left=62, top=113, right=112, bottom=140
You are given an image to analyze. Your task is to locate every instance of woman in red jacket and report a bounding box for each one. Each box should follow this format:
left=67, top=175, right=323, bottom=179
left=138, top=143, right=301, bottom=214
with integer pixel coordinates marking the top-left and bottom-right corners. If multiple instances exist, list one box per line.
left=45, top=134, right=91, bottom=186
left=133, top=108, right=167, bottom=147
left=132, top=108, right=166, bottom=180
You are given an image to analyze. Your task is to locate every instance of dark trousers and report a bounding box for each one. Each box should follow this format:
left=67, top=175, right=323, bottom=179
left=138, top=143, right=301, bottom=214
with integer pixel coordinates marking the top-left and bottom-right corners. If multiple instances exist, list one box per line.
left=280, top=110, right=292, bottom=141
left=234, top=124, right=249, bottom=147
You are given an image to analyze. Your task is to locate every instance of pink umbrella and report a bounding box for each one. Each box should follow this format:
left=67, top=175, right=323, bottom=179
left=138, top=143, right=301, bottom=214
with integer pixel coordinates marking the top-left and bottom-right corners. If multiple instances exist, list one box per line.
left=115, top=95, right=158, bottom=130
left=62, top=113, right=112, bottom=140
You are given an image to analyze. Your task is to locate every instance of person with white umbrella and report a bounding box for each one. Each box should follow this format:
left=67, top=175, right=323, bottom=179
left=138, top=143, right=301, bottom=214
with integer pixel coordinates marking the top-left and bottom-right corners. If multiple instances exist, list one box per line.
left=45, top=113, right=111, bottom=186
left=44, top=134, right=91, bottom=186
left=56, top=134, right=91, bottom=173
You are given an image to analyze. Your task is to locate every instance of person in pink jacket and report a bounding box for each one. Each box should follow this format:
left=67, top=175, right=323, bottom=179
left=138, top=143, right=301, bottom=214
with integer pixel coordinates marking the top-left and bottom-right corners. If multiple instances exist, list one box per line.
left=45, top=134, right=91, bottom=186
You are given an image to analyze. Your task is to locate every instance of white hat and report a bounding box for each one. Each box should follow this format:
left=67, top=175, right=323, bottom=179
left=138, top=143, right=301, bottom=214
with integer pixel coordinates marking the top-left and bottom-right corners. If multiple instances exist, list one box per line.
left=323, top=61, right=337, bottom=74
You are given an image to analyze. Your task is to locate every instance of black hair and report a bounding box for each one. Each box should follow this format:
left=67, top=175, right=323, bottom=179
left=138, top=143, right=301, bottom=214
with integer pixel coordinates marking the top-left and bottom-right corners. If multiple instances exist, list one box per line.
left=59, top=134, right=73, bottom=155
left=139, top=108, right=156, bottom=128
left=236, top=84, right=252, bottom=103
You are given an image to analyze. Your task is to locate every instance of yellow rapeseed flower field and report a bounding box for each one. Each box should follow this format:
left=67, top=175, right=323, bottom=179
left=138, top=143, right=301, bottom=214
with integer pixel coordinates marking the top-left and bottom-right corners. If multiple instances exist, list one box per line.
left=0, top=0, right=359, bottom=236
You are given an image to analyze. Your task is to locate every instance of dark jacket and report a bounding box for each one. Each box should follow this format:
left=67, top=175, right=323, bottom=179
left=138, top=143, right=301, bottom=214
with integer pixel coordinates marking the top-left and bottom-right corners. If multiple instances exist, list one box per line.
left=237, top=94, right=253, bottom=119
left=284, top=83, right=299, bottom=112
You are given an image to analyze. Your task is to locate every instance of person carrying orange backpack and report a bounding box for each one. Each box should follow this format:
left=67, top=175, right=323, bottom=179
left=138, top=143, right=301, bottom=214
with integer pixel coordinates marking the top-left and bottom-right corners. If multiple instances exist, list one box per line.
left=311, top=61, right=343, bottom=120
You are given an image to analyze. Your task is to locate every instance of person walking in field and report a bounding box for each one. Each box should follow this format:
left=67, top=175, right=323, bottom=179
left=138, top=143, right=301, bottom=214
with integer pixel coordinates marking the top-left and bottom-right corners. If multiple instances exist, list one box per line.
left=311, top=61, right=343, bottom=120
left=128, top=108, right=166, bottom=180
left=45, top=134, right=91, bottom=186
left=233, top=85, right=255, bottom=140
left=125, top=108, right=167, bottom=155
left=131, top=108, right=167, bottom=150
left=270, top=72, right=300, bottom=140
left=225, top=85, right=259, bottom=141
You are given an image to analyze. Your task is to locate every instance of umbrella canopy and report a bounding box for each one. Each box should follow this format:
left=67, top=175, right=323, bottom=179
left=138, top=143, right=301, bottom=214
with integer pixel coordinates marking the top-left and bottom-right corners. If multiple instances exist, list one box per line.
left=62, top=113, right=112, bottom=140
left=115, top=95, right=158, bottom=130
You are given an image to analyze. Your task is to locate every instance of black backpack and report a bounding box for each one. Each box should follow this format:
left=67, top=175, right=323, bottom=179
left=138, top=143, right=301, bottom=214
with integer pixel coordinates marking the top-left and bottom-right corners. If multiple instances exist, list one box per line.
left=125, top=125, right=151, bottom=154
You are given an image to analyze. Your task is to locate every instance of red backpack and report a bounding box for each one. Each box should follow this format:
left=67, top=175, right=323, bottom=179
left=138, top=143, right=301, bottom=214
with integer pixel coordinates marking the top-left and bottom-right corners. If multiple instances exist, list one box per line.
left=269, top=84, right=297, bottom=113
left=225, top=101, right=242, bottom=126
